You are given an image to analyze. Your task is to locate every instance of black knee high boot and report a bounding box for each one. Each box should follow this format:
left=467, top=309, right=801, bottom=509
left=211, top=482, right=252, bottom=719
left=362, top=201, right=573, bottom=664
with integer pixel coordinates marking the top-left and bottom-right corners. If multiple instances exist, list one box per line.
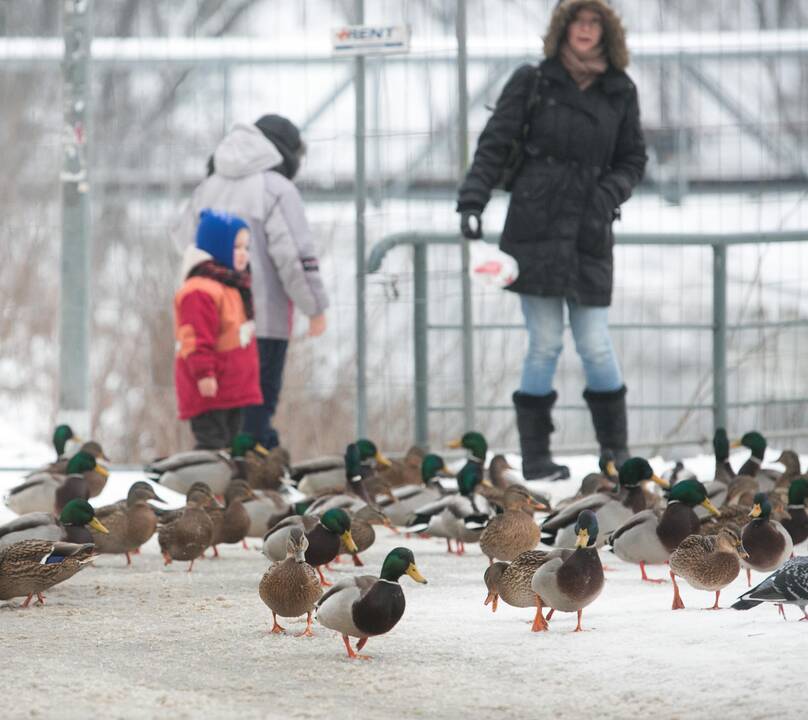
left=583, top=385, right=630, bottom=469
left=512, top=390, right=570, bottom=481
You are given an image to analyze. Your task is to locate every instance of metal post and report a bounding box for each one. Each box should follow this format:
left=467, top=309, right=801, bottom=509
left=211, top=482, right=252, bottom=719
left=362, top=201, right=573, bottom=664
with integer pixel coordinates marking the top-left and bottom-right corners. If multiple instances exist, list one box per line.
left=456, top=0, right=476, bottom=432
left=60, top=0, right=92, bottom=436
left=413, top=244, right=429, bottom=448
left=355, top=0, right=368, bottom=438
left=712, top=243, right=728, bottom=430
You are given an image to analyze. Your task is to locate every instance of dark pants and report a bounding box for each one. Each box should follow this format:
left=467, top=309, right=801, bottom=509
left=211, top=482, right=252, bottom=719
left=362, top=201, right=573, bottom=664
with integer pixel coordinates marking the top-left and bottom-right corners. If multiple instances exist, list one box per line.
left=243, top=338, right=288, bottom=450
left=190, top=408, right=243, bottom=450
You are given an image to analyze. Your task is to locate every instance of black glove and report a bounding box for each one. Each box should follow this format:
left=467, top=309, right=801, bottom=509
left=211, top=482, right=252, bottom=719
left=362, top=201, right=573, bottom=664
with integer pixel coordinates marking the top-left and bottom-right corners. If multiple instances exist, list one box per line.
left=460, top=209, right=483, bottom=240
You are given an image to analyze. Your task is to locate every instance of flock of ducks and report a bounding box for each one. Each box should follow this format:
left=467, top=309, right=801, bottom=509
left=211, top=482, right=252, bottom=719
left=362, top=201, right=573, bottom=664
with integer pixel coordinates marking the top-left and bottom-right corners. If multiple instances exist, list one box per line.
left=1, top=424, right=807, bottom=659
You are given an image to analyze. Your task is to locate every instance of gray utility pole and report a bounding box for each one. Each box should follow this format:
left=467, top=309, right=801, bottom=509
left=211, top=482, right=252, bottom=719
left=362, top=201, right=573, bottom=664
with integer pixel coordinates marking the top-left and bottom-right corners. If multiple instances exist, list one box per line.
left=456, top=0, right=475, bottom=433
left=60, top=0, right=92, bottom=435
left=354, top=0, right=368, bottom=439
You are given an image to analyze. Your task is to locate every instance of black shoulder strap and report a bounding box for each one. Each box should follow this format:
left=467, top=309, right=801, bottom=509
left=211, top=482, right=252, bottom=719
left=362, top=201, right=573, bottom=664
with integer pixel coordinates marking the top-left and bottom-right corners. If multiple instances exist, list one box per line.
left=519, top=67, right=543, bottom=142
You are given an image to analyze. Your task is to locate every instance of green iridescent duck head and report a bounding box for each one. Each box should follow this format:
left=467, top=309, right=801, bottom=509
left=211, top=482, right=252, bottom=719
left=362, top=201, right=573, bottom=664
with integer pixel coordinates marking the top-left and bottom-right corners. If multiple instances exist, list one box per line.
left=713, top=428, right=730, bottom=463
left=53, top=424, right=78, bottom=457
left=448, top=431, right=488, bottom=463
left=356, top=438, right=392, bottom=467
left=421, top=453, right=450, bottom=484
left=60, top=499, right=109, bottom=534
left=230, top=432, right=268, bottom=459
left=618, top=457, right=667, bottom=489
left=733, top=431, right=767, bottom=460
left=788, top=478, right=808, bottom=507
left=574, top=509, right=599, bottom=548
left=667, top=478, right=721, bottom=516
left=379, top=547, right=427, bottom=584
left=65, top=450, right=106, bottom=478
left=749, top=492, right=772, bottom=520
left=320, top=508, right=358, bottom=553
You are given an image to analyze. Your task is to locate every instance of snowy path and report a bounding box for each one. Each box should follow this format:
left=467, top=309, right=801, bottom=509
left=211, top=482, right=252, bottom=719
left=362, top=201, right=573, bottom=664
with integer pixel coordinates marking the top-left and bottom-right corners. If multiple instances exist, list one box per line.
left=1, top=464, right=805, bottom=720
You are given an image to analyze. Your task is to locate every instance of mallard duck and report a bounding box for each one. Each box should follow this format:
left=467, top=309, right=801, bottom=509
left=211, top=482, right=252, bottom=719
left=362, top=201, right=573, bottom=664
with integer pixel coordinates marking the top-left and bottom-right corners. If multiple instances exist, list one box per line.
left=290, top=455, right=347, bottom=495
left=262, top=508, right=358, bottom=586
left=712, top=428, right=735, bottom=484
left=478, top=455, right=552, bottom=511
left=608, top=479, right=721, bottom=583
left=731, top=431, right=774, bottom=489
left=377, top=454, right=453, bottom=528
left=732, top=556, right=808, bottom=620
left=243, top=446, right=291, bottom=491
left=0, top=498, right=109, bottom=547
left=483, top=549, right=569, bottom=631
left=26, top=424, right=83, bottom=472
left=370, top=445, right=426, bottom=492
left=210, top=480, right=256, bottom=553
left=259, top=526, right=323, bottom=636
left=5, top=450, right=109, bottom=516
left=146, top=432, right=268, bottom=497
left=316, top=546, right=427, bottom=659
left=244, top=488, right=293, bottom=538
left=304, top=444, right=383, bottom=513
left=669, top=527, right=745, bottom=610
left=740, top=492, right=793, bottom=586
left=578, top=452, right=619, bottom=497
left=781, top=478, right=808, bottom=547
left=157, top=486, right=216, bottom=571
left=89, top=481, right=165, bottom=565
left=405, top=462, right=489, bottom=555
left=0, top=540, right=96, bottom=607
left=531, top=510, right=604, bottom=632
left=769, top=450, right=801, bottom=489
left=479, top=486, right=546, bottom=563
left=542, top=457, right=667, bottom=549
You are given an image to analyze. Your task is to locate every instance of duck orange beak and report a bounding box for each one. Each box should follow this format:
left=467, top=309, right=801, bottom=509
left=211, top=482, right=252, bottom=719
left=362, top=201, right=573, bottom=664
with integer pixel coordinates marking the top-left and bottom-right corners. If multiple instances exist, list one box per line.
left=701, top=498, right=721, bottom=517
left=341, top=531, right=359, bottom=554
left=749, top=503, right=762, bottom=518
left=94, top=463, right=110, bottom=478
left=447, top=438, right=463, bottom=449
left=254, top=443, right=270, bottom=456
left=651, top=474, right=669, bottom=489
left=89, top=517, right=109, bottom=534
left=406, top=563, right=427, bottom=584
left=605, top=460, right=618, bottom=477
left=484, top=591, right=499, bottom=612
left=375, top=451, right=392, bottom=467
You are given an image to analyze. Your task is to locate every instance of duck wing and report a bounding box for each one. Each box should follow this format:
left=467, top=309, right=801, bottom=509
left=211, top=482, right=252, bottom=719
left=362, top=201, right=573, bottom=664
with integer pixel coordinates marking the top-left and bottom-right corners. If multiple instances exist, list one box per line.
left=607, top=508, right=660, bottom=545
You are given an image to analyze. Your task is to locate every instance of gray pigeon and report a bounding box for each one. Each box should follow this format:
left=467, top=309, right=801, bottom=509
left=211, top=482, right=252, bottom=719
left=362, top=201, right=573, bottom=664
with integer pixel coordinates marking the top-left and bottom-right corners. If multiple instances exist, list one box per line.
left=732, top=556, right=808, bottom=620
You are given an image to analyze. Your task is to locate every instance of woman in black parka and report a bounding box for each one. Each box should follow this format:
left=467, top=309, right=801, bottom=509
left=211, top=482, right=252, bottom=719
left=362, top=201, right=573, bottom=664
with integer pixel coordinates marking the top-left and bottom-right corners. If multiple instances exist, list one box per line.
left=457, top=0, right=647, bottom=480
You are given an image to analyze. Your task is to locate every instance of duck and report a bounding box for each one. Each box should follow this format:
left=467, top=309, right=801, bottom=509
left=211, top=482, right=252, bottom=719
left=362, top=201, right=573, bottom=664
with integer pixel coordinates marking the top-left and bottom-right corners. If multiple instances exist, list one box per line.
left=316, top=546, right=427, bottom=659
left=712, top=427, right=735, bottom=484
left=531, top=510, right=604, bottom=632
left=483, top=549, right=568, bottom=631
left=478, top=455, right=552, bottom=511
left=209, top=480, right=256, bottom=554
left=541, top=457, right=667, bottom=549
left=577, top=452, right=619, bottom=498
left=669, top=527, right=746, bottom=610
left=768, top=450, right=802, bottom=490
left=304, top=443, right=383, bottom=513
left=89, top=481, right=165, bottom=565
left=405, top=462, right=490, bottom=555
left=146, top=432, right=268, bottom=497
left=263, top=508, right=358, bottom=586
left=731, top=431, right=774, bottom=489
left=0, top=540, right=96, bottom=607
left=377, top=454, right=453, bottom=529
left=243, top=445, right=291, bottom=491
left=740, top=492, right=793, bottom=587
left=781, top=478, right=808, bottom=548
left=259, top=526, right=323, bottom=636
left=5, top=450, right=109, bottom=516
left=0, top=498, right=109, bottom=547
left=157, top=486, right=216, bottom=571
left=479, top=485, right=546, bottom=564
left=370, top=445, right=426, bottom=492
left=26, top=424, right=83, bottom=472
left=244, top=488, right=293, bottom=538
left=608, top=479, right=721, bottom=583
left=732, top=556, right=808, bottom=620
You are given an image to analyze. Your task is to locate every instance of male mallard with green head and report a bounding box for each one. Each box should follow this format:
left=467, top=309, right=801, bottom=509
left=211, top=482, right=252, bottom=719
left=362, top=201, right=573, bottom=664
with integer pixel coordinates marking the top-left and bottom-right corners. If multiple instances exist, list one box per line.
left=608, top=479, right=721, bottom=583
left=90, top=481, right=165, bottom=565
left=712, top=428, right=735, bottom=484
left=378, top=453, right=452, bottom=529
left=542, top=457, right=667, bottom=548
left=741, top=492, right=793, bottom=587
left=479, top=485, right=546, bottom=564
left=0, top=540, right=96, bottom=607
left=338, top=504, right=394, bottom=566
left=781, top=478, right=808, bottom=547
left=531, top=510, right=604, bottom=632
left=731, top=431, right=771, bottom=485
left=259, top=526, right=322, bottom=636
left=0, top=498, right=109, bottom=547
left=316, top=546, right=427, bottom=659
left=669, top=527, right=746, bottom=610
left=263, top=507, right=358, bottom=586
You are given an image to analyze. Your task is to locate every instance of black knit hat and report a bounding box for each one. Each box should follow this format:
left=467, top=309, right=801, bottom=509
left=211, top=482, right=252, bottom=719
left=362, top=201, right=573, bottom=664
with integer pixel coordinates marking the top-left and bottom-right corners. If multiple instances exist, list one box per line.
left=254, top=114, right=304, bottom=179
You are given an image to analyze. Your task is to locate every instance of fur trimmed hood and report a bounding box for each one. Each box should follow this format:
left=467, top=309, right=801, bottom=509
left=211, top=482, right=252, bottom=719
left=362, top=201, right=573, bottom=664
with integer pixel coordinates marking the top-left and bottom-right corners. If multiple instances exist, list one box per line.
left=543, top=0, right=629, bottom=71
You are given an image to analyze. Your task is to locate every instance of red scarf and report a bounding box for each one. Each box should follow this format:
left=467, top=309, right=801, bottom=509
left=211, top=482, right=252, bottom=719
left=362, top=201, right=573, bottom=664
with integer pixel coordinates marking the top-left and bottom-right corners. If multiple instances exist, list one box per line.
left=188, top=260, right=254, bottom=319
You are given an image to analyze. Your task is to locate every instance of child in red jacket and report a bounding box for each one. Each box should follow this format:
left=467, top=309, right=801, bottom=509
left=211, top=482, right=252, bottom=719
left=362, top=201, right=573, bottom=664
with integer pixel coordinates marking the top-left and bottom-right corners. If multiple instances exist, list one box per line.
left=175, top=209, right=263, bottom=449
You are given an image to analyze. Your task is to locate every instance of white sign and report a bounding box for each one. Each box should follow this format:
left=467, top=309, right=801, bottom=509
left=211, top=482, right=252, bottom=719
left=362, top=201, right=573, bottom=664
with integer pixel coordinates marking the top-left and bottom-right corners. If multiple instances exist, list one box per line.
left=331, top=24, right=410, bottom=56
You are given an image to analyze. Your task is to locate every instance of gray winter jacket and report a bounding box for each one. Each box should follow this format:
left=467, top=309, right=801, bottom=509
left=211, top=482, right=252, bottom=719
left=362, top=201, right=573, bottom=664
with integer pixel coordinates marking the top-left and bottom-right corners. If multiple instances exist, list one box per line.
left=172, top=123, right=329, bottom=339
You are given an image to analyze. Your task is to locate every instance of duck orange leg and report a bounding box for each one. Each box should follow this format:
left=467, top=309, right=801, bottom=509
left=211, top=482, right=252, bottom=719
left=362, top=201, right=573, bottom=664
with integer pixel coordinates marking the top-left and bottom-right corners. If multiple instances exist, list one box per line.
left=270, top=611, right=286, bottom=634
left=342, top=634, right=371, bottom=660
left=352, top=554, right=365, bottom=567
left=707, top=590, right=721, bottom=610
left=295, top=611, right=314, bottom=637
left=531, top=595, right=549, bottom=632
left=242, top=539, right=249, bottom=550
left=640, top=561, right=665, bottom=584
left=546, top=609, right=555, bottom=622
left=670, top=571, right=685, bottom=609
left=211, top=545, right=220, bottom=559
left=162, top=551, right=172, bottom=566
left=446, top=539, right=455, bottom=554
left=484, top=592, right=498, bottom=612
left=125, top=552, right=132, bottom=566
left=187, top=560, right=195, bottom=573
left=21, top=593, right=34, bottom=608
left=746, top=568, right=752, bottom=587
left=316, top=566, right=333, bottom=587
left=573, top=609, right=585, bottom=632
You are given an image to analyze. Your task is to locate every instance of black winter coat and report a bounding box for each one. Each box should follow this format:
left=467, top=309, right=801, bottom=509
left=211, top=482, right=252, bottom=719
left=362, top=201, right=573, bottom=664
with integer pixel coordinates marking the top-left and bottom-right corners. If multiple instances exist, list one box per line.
left=457, top=57, right=647, bottom=305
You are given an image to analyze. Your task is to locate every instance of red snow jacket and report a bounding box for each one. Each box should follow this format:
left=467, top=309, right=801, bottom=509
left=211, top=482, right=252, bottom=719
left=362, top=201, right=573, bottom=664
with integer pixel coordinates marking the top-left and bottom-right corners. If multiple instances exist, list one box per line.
left=174, top=262, right=262, bottom=420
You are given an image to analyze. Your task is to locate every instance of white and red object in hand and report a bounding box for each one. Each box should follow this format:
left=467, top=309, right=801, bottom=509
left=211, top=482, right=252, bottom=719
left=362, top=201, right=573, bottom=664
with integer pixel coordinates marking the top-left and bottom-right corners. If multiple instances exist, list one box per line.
left=468, top=240, right=519, bottom=289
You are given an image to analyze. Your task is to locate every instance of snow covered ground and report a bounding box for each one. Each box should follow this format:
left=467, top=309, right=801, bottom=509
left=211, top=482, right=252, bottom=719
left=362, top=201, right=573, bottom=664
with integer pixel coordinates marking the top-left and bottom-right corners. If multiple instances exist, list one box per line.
left=1, top=434, right=806, bottom=719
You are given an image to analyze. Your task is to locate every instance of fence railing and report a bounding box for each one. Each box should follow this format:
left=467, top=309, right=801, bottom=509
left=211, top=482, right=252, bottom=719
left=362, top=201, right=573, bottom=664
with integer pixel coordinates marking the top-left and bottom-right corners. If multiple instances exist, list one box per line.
left=367, top=230, right=808, bottom=451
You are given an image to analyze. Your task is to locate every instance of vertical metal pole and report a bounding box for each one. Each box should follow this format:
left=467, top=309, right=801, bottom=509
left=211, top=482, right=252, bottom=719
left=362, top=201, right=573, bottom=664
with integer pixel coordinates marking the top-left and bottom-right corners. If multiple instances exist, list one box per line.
left=355, top=0, right=368, bottom=438
left=712, top=243, right=728, bottom=430
left=456, top=0, right=476, bottom=432
left=414, top=244, right=429, bottom=448
left=60, top=0, right=92, bottom=435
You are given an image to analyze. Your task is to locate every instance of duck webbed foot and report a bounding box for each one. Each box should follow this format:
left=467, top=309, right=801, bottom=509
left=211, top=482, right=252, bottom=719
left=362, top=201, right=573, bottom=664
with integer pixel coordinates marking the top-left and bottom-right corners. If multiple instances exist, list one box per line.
left=640, top=561, right=665, bottom=584
left=531, top=595, right=549, bottom=632
left=670, top=571, right=685, bottom=610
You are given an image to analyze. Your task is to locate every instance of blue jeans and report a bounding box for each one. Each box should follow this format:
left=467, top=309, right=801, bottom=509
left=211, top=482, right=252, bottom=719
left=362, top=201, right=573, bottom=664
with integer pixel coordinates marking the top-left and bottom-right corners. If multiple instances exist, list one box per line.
left=519, top=295, right=623, bottom=396
left=243, top=338, right=288, bottom=450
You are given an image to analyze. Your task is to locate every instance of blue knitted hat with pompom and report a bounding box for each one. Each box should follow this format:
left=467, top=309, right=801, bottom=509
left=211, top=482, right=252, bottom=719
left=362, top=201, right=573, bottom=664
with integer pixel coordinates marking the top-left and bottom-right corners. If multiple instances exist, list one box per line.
left=195, top=209, right=249, bottom=270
